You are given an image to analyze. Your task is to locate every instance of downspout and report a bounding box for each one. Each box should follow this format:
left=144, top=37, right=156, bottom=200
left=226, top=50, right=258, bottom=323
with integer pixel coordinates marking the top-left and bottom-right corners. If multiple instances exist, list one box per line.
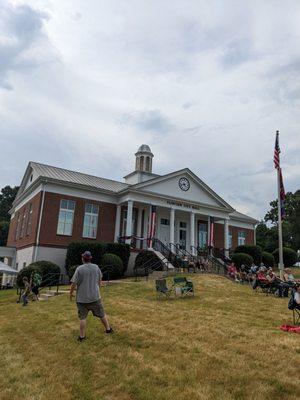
left=33, top=181, right=47, bottom=262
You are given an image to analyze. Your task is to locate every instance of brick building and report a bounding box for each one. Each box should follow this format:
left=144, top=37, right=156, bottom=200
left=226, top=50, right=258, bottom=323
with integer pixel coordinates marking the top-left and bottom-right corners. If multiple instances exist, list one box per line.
left=5, top=145, right=258, bottom=272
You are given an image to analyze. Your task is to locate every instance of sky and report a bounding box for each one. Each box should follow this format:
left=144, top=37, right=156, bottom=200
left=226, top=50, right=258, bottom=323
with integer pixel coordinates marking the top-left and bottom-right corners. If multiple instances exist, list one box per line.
left=0, top=0, right=300, bottom=220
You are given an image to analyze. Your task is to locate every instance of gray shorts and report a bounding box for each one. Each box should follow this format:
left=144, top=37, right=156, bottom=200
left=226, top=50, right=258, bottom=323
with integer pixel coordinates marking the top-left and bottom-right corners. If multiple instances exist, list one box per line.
left=76, top=299, right=105, bottom=320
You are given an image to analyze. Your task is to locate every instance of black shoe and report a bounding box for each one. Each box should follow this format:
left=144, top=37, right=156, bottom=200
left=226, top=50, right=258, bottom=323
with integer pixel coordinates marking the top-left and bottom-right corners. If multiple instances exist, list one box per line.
left=77, top=336, right=86, bottom=342
left=106, top=328, right=114, bottom=334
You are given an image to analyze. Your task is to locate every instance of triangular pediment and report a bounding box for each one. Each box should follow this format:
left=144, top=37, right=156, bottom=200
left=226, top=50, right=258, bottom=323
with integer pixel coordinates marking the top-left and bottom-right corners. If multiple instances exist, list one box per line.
left=132, top=169, right=233, bottom=210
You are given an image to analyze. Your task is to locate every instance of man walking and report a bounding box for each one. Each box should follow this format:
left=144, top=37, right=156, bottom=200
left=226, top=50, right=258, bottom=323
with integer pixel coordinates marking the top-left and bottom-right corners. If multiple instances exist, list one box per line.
left=70, top=251, right=113, bottom=341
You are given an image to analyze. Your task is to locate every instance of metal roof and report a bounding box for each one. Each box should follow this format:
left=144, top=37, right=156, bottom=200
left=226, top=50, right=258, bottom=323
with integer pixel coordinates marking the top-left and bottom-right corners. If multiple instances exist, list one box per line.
left=30, top=162, right=129, bottom=193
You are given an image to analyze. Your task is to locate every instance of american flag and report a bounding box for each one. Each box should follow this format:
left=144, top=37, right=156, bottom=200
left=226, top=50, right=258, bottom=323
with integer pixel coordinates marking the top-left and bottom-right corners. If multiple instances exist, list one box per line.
left=208, top=217, right=214, bottom=247
left=274, top=130, right=280, bottom=170
left=148, top=205, right=157, bottom=247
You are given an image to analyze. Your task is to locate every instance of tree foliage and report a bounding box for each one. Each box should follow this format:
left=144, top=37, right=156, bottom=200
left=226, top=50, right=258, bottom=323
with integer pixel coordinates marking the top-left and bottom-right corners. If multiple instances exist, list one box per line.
left=257, top=190, right=300, bottom=254
left=0, top=185, right=19, bottom=246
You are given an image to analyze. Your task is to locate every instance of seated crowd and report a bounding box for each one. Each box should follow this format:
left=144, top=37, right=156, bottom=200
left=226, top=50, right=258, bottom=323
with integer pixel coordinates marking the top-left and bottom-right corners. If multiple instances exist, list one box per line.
left=226, top=260, right=300, bottom=298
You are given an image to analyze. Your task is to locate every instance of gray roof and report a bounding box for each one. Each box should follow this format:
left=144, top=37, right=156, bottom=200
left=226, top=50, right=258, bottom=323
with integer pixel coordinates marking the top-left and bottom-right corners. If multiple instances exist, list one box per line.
left=30, top=162, right=128, bottom=193
left=137, top=144, right=152, bottom=153
left=229, top=210, right=258, bottom=223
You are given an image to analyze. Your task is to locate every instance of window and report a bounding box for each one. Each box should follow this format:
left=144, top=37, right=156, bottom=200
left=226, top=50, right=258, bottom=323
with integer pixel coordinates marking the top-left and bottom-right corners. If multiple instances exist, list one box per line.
left=238, top=231, right=246, bottom=246
left=180, top=221, right=187, bottom=229
left=228, top=229, right=233, bottom=249
left=57, top=199, right=75, bottom=236
left=20, top=209, right=27, bottom=238
left=26, top=203, right=33, bottom=235
left=160, top=218, right=170, bottom=226
left=83, top=204, right=99, bottom=238
left=15, top=212, right=21, bottom=240
left=198, top=223, right=208, bottom=248
left=146, top=156, right=150, bottom=171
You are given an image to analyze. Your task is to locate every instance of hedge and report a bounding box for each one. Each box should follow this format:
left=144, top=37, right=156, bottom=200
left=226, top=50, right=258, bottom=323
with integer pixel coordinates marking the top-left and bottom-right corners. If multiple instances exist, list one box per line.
left=17, top=260, right=60, bottom=287
left=134, top=250, right=163, bottom=273
left=105, top=243, right=130, bottom=272
left=234, top=245, right=262, bottom=265
left=65, top=242, right=107, bottom=271
left=272, top=247, right=297, bottom=267
left=231, top=253, right=253, bottom=269
left=68, top=265, right=79, bottom=279
left=100, top=253, right=123, bottom=280
left=261, top=252, right=275, bottom=268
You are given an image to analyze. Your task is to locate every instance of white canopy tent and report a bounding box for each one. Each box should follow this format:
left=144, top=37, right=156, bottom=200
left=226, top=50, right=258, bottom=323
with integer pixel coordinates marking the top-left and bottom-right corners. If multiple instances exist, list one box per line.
left=0, top=261, right=18, bottom=275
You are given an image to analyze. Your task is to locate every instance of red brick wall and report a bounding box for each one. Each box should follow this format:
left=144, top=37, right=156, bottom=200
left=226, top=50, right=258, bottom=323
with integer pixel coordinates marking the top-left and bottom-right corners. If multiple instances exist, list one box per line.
left=38, top=192, right=116, bottom=247
left=214, top=223, right=255, bottom=249
left=7, top=192, right=42, bottom=249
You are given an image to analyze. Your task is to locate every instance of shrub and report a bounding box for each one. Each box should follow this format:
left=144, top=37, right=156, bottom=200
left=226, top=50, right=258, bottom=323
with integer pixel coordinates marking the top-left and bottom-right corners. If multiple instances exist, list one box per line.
left=100, top=253, right=123, bottom=280
left=134, top=250, right=163, bottom=272
left=17, top=265, right=40, bottom=287
left=231, top=253, right=253, bottom=269
left=17, top=260, right=60, bottom=287
left=68, top=265, right=79, bottom=279
left=261, top=252, right=275, bottom=268
left=272, top=247, right=297, bottom=267
left=234, top=245, right=262, bottom=265
left=65, top=242, right=107, bottom=271
left=105, top=243, right=130, bottom=272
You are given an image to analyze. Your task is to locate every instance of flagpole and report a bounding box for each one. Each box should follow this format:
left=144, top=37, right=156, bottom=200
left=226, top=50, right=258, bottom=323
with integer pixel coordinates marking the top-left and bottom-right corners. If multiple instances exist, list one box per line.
left=277, top=166, right=284, bottom=280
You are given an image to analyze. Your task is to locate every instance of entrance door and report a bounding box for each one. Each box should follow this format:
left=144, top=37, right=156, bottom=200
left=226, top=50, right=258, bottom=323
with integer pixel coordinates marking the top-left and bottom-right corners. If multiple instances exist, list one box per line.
left=179, top=221, right=187, bottom=250
left=159, top=218, right=170, bottom=245
left=198, top=223, right=208, bottom=248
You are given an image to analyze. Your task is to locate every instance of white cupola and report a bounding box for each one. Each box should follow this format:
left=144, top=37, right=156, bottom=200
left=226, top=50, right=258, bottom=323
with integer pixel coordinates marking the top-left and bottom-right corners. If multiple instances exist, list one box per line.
left=135, top=144, right=154, bottom=173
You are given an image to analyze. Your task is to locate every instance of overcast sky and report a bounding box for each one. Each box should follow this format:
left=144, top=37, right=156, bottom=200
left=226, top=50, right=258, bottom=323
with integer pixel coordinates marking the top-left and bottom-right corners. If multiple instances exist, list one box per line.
left=1, top=0, right=300, bottom=219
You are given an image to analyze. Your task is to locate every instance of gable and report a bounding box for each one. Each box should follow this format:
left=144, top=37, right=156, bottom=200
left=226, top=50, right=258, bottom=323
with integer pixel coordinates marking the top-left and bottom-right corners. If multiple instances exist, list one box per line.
left=136, top=171, right=231, bottom=209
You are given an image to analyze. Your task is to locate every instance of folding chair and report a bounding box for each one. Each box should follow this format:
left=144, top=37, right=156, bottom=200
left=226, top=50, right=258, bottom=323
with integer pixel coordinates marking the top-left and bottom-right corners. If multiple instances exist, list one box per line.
left=293, top=308, right=300, bottom=325
left=155, top=279, right=173, bottom=300
left=173, top=276, right=194, bottom=297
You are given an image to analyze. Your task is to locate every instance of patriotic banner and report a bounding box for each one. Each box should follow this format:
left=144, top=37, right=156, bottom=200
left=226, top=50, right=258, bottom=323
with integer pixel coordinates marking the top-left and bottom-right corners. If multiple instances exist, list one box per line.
left=209, top=217, right=215, bottom=247
left=274, top=130, right=280, bottom=170
left=148, top=205, right=157, bottom=248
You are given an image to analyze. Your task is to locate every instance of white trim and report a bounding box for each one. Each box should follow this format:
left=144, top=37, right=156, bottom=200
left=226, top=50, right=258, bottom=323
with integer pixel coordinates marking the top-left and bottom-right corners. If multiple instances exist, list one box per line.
left=33, top=183, right=46, bottom=262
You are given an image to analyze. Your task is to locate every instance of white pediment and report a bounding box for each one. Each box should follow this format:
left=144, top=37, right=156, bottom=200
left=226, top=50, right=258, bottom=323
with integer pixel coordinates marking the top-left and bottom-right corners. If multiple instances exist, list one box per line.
left=133, top=169, right=233, bottom=210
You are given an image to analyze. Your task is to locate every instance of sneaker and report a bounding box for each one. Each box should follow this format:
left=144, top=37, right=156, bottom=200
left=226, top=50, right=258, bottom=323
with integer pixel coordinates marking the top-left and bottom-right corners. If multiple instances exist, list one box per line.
left=105, top=328, right=114, bottom=334
left=77, top=336, right=86, bottom=342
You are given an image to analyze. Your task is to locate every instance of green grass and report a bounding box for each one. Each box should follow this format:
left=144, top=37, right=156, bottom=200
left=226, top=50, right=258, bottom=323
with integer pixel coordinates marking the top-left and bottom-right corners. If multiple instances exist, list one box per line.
left=0, top=275, right=299, bottom=400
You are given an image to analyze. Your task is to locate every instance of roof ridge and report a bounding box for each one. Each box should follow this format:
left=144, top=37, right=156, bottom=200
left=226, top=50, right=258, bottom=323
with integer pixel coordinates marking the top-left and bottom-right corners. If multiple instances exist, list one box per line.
left=30, top=161, right=127, bottom=186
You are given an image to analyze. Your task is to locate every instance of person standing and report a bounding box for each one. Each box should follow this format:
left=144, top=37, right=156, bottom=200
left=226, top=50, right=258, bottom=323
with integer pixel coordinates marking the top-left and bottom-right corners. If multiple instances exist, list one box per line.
left=31, top=271, right=42, bottom=301
left=21, top=277, right=31, bottom=306
left=70, top=251, right=113, bottom=341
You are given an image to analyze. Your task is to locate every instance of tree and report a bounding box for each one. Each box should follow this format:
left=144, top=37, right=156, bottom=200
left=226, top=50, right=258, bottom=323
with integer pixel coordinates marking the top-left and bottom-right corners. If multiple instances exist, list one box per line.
left=0, top=186, right=19, bottom=222
left=0, top=185, right=19, bottom=246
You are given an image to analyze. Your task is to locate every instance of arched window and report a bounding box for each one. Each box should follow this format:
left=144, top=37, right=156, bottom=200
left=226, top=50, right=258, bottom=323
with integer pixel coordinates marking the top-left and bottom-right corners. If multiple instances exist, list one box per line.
left=146, top=156, right=150, bottom=172
left=140, top=156, right=144, bottom=171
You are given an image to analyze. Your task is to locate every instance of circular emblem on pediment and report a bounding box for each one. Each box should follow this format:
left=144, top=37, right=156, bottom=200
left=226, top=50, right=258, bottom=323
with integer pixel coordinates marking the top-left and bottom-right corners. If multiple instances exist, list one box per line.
left=179, top=177, right=190, bottom=191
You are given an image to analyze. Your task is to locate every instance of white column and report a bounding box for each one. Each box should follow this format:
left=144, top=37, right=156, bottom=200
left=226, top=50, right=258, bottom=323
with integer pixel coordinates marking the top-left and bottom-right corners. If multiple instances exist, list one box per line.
left=143, top=207, right=149, bottom=249
left=224, top=219, right=229, bottom=257
left=207, top=216, right=211, bottom=247
left=125, top=200, right=133, bottom=244
left=136, top=207, right=143, bottom=248
left=114, top=204, right=121, bottom=242
left=190, top=212, right=195, bottom=255
left=170, top=208, right=175, bottom=249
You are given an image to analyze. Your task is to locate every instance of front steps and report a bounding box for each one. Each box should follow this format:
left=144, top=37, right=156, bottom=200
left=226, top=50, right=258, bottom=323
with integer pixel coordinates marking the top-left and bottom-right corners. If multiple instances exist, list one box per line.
left=148, top=248, right=175, bottom=270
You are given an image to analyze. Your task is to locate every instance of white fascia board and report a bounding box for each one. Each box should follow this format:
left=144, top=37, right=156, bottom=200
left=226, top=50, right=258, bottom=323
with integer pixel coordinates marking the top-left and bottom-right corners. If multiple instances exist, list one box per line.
left=13, top=184, right=44, bottom=215
left=218, top=219, right=255, bottom=230
left=117, top=191, right=231, bottom=219
left=46, top=183, right=118, bottom=204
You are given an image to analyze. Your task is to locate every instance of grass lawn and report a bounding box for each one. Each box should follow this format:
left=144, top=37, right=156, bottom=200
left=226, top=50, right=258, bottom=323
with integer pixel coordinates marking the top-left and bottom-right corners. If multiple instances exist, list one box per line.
left=0, top=275, right=299, bottom=400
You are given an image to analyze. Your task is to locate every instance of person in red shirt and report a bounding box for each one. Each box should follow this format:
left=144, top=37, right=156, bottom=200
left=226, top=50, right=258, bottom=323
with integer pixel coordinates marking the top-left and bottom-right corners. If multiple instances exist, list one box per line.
left=228, top=263, right=238, bottom=281
left=257, top=268, right=269, bottom=284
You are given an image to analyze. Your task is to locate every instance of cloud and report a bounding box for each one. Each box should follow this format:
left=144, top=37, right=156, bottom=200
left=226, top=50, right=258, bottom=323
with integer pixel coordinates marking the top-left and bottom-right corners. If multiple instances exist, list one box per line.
left=0, top=2, right=50, bottom=89
left=1, top=0, right=300, bottom=221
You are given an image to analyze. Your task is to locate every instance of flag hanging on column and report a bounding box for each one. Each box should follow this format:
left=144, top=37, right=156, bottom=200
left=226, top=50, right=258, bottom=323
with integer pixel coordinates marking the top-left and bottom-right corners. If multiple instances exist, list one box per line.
left=274, top=131, right=286, bottom=219
left=209, top=217, right=215, bottom=247
left=148, top=205, right=157, bottom=247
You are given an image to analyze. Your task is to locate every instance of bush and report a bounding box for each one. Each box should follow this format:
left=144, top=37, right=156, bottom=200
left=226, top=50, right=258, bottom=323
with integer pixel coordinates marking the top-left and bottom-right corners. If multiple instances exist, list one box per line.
left=134, top=250, right=163, bottom=272
left=105, top=243, right=130, bottom=272
left=65, top=242, right=107, bottom=271
left=100, top=253, right=124, bottom=280
left=17, top=265, right=40, bottom=287
left=231, top=253, right=253, bottom=269
left=261, top=252, right=275, bottom=268
left=234, top=245, right=262, bottom=265
left=68, top=265, right=79, bottom=279
left=17, top=260, right=60, bottom=287
left=272, top=247, right=297, bottom=267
